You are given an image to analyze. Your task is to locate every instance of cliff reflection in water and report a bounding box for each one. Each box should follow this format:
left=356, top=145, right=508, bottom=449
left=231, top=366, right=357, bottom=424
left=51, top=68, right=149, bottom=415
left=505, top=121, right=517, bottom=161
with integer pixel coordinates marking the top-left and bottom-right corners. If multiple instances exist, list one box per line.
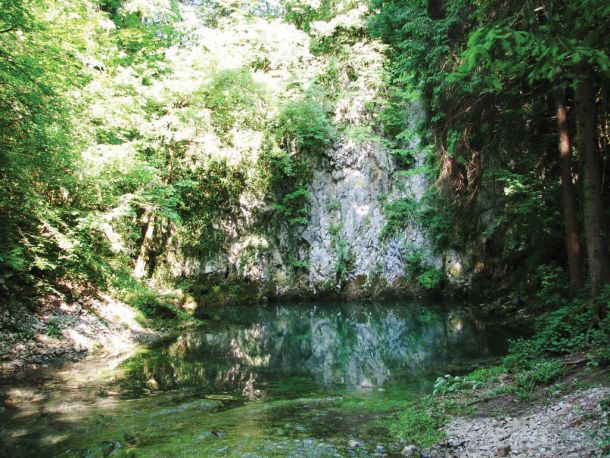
left=119, top=303, right=504, bottom=397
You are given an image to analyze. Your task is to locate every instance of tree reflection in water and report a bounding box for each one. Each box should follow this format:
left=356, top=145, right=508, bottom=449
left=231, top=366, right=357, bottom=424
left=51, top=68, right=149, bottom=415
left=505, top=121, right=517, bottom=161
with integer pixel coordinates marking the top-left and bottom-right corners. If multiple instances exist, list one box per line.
left=119, top=302, right=504, bottom=398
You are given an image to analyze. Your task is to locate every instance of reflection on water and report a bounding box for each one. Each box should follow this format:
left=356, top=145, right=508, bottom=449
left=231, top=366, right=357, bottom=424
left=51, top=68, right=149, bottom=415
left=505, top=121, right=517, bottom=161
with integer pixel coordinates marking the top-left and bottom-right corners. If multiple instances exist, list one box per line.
left=0, top=302, right=509, bottom=457
left=120, top=303, right=503, bottom=399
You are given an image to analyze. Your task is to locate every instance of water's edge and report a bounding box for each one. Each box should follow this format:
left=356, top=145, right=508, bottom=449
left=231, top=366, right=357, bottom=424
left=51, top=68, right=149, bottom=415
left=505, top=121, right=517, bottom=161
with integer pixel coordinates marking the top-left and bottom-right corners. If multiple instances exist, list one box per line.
left=1, top=301, right=514, bottom=457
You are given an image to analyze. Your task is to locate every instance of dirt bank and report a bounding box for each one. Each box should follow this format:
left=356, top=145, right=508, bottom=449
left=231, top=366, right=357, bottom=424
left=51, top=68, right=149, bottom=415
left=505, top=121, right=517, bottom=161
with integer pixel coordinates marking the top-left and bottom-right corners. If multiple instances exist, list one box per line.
left=0, top=292, right=165, bottom=374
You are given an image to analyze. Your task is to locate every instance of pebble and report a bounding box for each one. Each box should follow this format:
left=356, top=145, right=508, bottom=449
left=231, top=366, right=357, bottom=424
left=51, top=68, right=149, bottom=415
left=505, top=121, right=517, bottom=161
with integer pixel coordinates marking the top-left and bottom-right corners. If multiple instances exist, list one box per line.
left=347, top=439, right=360, bottom=448
left=496, top=444, right=510, bottom=456
left=446, top=439, right=465, bottom=448
left=401, top=444, right=419, bottom=456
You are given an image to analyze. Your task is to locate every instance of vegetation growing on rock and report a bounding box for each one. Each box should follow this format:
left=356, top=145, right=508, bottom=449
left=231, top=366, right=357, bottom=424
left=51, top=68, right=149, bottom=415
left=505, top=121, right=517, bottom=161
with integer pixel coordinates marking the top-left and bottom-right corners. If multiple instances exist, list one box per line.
left=0, top=0, right=609, bottom=455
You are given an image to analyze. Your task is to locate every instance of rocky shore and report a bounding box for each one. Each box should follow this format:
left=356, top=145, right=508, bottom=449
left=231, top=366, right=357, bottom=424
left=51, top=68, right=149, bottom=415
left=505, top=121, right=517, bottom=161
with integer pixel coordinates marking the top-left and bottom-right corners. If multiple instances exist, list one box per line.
left=443, top=386, right=609, bottom=457
left=402, top=386, right=610, bottom=458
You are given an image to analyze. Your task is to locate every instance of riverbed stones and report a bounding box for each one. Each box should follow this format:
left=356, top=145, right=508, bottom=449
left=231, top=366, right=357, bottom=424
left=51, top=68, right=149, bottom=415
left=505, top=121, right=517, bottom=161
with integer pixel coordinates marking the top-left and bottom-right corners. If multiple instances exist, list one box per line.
left=0, top=293, right=166, bottom=373
left=401, top=444, right=419, bottom=456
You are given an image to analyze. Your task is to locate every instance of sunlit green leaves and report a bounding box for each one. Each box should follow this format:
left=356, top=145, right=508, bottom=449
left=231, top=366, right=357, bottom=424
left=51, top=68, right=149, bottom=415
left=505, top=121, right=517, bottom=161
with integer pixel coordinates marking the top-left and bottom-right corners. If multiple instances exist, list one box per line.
left=275, top=96, right=336, bottom=155
left=204, top=68, right=269, bottom=141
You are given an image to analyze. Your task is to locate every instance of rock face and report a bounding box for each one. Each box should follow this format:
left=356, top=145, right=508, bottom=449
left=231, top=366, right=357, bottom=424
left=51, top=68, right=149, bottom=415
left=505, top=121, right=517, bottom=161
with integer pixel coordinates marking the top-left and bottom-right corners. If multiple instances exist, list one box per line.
left=177, top=103, right=470, bottom=301
left=284, top=102, right=443, bottom=296
left=303, top=138, right=427, bottom=288
left=206, top=128, right=445, bottom=299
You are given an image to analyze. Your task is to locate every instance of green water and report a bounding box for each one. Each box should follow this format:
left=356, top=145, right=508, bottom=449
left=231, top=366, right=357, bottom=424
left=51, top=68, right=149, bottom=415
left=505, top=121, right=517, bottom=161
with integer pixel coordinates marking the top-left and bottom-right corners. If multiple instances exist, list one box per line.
left=0, top=302, right=510, bottom=457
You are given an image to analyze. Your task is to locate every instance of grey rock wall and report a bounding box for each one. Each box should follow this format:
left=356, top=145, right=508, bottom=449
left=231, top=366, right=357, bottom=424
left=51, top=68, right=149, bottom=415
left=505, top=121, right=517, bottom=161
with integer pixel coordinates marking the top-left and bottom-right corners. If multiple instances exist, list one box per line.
left=298, top=100, right=442, bottom=293
left=303, top=138, right=431, bottom=289
left=177, top=105, right=476, bottom=300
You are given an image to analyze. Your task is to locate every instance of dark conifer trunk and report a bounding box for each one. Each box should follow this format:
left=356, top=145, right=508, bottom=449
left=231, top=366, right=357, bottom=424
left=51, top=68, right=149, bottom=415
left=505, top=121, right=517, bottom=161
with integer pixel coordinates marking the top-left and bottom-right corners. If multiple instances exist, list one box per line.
left=553, top=88, right=584, bottom=294
left=574, top=64, right=609, bottom=307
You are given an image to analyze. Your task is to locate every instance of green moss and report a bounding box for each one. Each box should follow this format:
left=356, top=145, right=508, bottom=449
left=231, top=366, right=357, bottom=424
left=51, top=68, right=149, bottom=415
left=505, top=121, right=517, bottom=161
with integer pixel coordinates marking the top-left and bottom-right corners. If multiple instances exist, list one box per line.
left=339, top=396, right=410, bottom=413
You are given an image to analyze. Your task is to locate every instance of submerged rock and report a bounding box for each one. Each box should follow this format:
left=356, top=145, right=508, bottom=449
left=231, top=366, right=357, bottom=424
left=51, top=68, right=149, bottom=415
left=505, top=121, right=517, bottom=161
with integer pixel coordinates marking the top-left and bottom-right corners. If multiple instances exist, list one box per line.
left=151, top=399, right=220, bottom=416
left=347, top=439, right=361, bottom=448
left=205, top=394, right=236, bottom=401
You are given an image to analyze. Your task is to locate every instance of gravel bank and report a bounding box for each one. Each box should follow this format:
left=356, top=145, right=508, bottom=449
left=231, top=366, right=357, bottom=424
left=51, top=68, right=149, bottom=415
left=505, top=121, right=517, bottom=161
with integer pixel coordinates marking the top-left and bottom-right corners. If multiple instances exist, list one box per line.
left=438, top=386, right=609, bottom=457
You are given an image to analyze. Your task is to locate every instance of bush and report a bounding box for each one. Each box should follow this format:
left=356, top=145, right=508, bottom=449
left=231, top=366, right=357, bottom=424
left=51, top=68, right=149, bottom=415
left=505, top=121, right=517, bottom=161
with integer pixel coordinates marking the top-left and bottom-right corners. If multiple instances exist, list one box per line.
left=275, top=96, right=337, bottom=156
left=417, top=267, right=444, bottom=290
left=532, top=302, right=591, bottom=354
left=127, top=289, right=177, bottom=320
left=502, top=338, right=540, bottom=372
left=110, top=265, right=178, bottom=320
left=45, top=317, right=63, bottom=338
left=204, top=68, right=267, bottom=139
left=390, top=406, right=445, bottom=448
left=403, top=249, right=445, bottom=290
left=381, top=189, right=457, bottom=251
left=433, top=364, right=508, bottom=395
left=503, top=287, right=609, bottom=363
left=514, top=359, right=566, bottom=392
left=465, top=365, right=506, bottom=383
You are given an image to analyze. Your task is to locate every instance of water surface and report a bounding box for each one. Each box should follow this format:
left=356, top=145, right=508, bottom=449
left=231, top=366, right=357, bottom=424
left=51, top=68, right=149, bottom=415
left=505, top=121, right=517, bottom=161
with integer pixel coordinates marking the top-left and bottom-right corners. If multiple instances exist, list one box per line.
left=0, top=302, right=510, bottom=457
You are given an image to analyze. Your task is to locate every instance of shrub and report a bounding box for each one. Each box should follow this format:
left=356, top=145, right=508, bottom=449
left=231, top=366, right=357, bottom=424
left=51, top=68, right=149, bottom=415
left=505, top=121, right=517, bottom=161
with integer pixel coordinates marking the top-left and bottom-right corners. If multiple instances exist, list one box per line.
left=502, top=338, right=540, bottom=372
left=390, top=406, right=445, bottom=448
left=403, top=248, right=445, bottom=290
left=381, top=189, right=457, bottom=251
left=465, top=365, right=506, bottom=383
left=204, top=68, right=267, bottom=139
left=110, top=265, right=178, bottom=320
left=514, top=359, right=566, bottom=392
left=417, top=267, right=444, bottom=290
left=45, top=317, right=63, bottom=338
left=275, top=96, right=337, bottom=157
left=532, top=302, right=591, bottom=354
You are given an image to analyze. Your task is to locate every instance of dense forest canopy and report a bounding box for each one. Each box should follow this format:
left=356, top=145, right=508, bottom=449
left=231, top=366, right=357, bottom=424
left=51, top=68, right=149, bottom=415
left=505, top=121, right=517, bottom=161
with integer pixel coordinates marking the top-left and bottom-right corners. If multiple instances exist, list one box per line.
left=2, top=3, right=610, bottom=455
left=0, top=0, right=608, bottom=326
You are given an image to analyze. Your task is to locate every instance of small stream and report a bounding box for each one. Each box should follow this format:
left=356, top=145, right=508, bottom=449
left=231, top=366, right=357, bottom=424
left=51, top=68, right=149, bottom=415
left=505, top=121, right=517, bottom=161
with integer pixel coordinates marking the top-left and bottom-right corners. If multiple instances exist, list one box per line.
left=0, top=302, right=512, bottom=457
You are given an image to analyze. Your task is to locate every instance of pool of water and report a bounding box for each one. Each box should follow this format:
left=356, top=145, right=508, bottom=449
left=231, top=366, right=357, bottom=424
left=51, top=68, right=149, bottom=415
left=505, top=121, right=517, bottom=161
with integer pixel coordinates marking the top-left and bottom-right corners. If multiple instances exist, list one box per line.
left=0, top=301, right=511, bottom=457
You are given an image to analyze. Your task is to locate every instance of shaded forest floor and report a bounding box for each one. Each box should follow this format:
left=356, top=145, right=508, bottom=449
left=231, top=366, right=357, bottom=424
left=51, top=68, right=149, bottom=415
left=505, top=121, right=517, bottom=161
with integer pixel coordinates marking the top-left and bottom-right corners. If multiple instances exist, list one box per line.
left=0, top=291, right=177, bottom=374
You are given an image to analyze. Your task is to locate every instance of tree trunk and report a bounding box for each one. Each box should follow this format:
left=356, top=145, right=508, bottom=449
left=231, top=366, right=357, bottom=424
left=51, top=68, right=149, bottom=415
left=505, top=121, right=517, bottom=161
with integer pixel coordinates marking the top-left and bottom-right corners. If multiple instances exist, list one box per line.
left=133, top=144, right=175, bottom=279
left=574, top=64, right=609, bottom=306
left=553, top=88, right=584, bottom=294
left=134, top=211, right=156, bottom=279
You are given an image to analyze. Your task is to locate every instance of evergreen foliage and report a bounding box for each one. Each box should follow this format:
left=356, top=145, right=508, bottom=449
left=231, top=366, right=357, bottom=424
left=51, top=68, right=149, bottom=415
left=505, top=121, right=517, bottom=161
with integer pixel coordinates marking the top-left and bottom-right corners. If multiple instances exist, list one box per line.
left=370, top=0, right=610, bottom=306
